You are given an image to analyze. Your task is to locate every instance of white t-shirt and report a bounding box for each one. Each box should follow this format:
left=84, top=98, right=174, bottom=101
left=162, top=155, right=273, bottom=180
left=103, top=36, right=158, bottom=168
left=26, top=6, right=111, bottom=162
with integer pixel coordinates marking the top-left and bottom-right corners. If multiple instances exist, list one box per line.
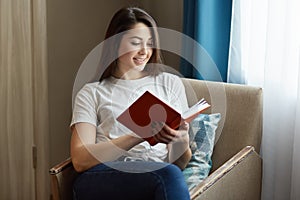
left=71, top=72, right=189, bottom=162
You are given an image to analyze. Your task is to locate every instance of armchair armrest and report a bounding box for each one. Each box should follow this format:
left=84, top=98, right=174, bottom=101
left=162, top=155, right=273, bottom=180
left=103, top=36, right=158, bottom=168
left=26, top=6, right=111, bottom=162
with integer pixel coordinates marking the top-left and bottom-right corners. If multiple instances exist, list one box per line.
left=49, top=157, right=73, bottom=175
left=49, top=158, right=78, bottom=200
left=190, top=146, right=262, bottom=200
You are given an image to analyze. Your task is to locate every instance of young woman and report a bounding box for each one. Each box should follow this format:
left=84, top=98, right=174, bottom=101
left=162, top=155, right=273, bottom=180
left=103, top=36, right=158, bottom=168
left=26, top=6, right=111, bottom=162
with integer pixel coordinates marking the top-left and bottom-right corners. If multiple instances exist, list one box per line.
left=71, top=7, right=192, bottom=200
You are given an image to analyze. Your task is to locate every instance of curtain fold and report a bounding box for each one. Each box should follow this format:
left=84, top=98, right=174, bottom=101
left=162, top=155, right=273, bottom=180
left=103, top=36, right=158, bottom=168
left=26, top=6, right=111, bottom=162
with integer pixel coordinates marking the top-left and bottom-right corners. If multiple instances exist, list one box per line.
left=32, top=0, right=50, bottom=199
left=229, top=0, right=300, bottom=199
left=181, top=0, right=232, bottom=81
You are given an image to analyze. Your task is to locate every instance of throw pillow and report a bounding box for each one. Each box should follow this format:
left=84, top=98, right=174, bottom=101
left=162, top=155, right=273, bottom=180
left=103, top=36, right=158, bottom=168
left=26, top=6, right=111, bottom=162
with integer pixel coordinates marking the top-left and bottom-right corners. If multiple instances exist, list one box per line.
left=183, top=113, right=221, bottom=190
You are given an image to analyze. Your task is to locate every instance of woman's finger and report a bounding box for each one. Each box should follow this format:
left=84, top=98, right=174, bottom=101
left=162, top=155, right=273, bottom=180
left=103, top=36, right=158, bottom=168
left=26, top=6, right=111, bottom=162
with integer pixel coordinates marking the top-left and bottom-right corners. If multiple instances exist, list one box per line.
left=154, top=132, right=172, bottom=144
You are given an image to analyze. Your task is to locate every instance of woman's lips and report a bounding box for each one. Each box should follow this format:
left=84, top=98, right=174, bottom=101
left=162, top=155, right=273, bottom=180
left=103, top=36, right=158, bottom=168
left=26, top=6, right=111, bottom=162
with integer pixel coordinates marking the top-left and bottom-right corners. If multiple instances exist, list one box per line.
left=133, top=57, right=147, bottom=65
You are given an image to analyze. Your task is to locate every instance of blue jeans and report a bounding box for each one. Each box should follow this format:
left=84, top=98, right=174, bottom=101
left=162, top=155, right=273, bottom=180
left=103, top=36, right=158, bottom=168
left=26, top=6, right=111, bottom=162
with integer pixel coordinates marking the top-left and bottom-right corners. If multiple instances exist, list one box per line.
left=73, top=161, right=190, bottom=200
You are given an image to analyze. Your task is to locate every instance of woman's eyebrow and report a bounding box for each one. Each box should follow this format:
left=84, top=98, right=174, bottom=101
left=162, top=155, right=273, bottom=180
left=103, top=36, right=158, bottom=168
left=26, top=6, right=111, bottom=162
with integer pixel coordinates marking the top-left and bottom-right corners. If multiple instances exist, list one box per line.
left=128, top=36, right=152, bottom=40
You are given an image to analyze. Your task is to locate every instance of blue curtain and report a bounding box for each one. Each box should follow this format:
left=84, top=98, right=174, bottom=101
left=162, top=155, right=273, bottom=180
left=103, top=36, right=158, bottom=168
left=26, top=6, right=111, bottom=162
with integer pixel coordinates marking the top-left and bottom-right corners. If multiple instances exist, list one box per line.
left=180, top=0, right=232, bottom=82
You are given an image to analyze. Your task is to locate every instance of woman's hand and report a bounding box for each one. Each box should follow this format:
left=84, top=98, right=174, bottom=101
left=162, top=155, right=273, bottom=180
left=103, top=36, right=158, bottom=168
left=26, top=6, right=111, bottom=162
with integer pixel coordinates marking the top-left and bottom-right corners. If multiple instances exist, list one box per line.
left=152, top=121, right=190, bottom=145
left=151, top=121, right=192, bottom=170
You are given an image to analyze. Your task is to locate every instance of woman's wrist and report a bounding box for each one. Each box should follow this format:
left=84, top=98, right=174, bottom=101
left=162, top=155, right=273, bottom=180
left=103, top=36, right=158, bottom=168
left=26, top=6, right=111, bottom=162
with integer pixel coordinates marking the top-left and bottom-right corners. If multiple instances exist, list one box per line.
left=122, top=134, right=144, bottom=146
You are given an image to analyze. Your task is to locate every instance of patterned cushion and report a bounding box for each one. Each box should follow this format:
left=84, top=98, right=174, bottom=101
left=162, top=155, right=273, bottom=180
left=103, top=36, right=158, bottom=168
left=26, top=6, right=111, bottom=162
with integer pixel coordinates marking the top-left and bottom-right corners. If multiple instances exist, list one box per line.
left=183, top=113, right=221, bottom=190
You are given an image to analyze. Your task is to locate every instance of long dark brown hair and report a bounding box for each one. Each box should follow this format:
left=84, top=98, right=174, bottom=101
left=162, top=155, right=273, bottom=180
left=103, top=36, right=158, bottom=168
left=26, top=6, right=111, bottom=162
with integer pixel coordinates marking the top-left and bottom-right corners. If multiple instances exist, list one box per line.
left=99, top=7, right=163, bottom=81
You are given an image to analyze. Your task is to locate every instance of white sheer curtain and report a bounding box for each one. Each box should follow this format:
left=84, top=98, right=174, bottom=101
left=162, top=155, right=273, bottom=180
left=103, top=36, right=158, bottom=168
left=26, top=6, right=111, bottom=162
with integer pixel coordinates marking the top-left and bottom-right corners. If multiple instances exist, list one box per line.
left=228, top=0, right=300, bottom=199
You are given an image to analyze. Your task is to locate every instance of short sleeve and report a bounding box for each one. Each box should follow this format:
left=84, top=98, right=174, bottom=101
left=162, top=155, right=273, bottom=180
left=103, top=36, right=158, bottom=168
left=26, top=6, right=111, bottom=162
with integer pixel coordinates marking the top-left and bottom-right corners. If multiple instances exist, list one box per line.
left=70, top=84, right=98, bottom=127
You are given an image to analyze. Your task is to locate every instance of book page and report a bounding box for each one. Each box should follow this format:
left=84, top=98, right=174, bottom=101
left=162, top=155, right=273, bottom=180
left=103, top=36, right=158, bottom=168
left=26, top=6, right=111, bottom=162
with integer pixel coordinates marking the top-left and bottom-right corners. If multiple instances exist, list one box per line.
left=181, top=98, right=210, bottom=122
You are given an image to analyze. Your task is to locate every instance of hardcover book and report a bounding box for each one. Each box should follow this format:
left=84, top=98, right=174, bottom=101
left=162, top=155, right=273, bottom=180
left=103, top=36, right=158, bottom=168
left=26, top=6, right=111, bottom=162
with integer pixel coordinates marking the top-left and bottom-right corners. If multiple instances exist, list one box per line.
left=117, top=91, right=210, bottom=145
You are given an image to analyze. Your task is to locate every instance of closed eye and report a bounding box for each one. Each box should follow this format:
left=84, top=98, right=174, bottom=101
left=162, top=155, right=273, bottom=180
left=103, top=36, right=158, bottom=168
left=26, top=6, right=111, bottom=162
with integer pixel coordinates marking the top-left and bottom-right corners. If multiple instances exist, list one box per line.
left=131, top=42, right=141, bottom=46
left=147, top=42, right=153, bottom=47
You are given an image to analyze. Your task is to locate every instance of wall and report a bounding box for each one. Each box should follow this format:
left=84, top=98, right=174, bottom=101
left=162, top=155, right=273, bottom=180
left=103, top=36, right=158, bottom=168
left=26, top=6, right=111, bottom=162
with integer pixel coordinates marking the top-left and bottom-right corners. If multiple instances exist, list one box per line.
left=144, top=0, right=183, bottom=70
left=47, top=0, right=183, bottom=167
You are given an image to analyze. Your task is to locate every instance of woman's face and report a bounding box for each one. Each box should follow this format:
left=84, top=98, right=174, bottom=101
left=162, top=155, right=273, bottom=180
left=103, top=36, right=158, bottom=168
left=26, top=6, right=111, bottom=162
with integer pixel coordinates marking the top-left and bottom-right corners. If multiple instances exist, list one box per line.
left=117, top=23, right=153, bottom=73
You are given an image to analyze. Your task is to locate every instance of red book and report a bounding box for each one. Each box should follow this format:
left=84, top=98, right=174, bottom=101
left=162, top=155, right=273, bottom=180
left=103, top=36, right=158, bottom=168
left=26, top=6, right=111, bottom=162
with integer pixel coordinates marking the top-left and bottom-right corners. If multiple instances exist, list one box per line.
left=117, top=91, right=210, bottom=145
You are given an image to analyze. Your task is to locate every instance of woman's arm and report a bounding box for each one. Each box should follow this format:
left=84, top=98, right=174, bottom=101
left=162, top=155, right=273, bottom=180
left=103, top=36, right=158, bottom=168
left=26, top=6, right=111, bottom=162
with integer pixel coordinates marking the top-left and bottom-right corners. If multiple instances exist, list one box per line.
left=152, top=122, right=192, bottom=170
left=70, top=122, right=143, bottom=172
left=168, top=77, right=191, bottom=169
left=167, top=122, right=192, bottom=170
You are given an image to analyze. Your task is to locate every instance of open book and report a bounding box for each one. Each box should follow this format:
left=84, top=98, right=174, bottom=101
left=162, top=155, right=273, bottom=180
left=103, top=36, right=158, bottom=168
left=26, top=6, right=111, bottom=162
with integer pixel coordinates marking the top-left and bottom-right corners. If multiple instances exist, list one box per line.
left=117, top=91, right=210, bottom=145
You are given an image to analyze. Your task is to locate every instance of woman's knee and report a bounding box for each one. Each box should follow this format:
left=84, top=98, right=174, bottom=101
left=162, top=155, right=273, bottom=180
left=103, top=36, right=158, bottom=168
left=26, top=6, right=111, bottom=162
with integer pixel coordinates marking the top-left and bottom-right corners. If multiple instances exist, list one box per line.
left=157, top=164, right=184, bottom=179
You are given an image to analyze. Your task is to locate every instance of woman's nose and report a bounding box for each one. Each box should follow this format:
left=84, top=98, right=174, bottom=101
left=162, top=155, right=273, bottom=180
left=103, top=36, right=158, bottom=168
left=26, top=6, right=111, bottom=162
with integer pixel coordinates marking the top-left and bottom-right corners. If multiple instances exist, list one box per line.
left=138, top=45, right=148, bottom=55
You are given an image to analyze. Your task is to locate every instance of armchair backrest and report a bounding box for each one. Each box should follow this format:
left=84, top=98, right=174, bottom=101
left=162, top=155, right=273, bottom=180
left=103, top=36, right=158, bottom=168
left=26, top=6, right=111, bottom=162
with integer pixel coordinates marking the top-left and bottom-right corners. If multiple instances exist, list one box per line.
left=181, top=78, right=263, bottom=171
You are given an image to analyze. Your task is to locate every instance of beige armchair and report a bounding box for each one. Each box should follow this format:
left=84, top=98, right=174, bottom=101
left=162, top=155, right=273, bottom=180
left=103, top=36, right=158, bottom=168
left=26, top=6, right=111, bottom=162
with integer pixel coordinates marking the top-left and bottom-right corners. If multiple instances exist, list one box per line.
left=49, top=78, right=263, bottom=200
